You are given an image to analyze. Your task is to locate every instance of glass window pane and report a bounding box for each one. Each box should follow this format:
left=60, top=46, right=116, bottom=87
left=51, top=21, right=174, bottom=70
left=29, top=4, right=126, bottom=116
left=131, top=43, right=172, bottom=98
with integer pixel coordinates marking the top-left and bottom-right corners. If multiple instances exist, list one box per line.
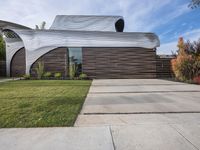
left=68, top=48, right=82, bottom=77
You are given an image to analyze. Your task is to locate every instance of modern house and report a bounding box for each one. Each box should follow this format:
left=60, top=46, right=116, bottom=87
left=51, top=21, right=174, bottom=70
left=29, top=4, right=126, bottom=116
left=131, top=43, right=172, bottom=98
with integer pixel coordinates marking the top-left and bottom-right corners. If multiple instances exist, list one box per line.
left=0, top=15, right=160, bottom=79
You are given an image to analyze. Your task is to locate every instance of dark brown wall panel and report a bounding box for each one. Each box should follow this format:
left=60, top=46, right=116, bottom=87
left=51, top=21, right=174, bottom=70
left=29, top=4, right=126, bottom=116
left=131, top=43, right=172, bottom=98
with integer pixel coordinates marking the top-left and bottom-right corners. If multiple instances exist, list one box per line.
left=10, top=48, right=26, bottom=77
left=82, top=47, right=156, bottom=79
left=30, top=47, right=68, bottom=77
left=0, top=61, right=6, bottom=77
left=156, top=57, right=173, bottom=78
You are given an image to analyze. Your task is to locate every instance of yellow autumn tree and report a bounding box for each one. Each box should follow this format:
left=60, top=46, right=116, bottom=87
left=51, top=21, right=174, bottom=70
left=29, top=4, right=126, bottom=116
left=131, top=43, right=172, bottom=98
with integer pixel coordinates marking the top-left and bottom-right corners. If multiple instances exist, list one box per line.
left=171, top=37, right=195, bottom=81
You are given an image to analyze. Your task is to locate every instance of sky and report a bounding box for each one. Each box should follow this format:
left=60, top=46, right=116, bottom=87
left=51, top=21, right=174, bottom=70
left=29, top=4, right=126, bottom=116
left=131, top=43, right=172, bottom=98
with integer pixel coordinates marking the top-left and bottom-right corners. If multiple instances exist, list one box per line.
left=0, top=0, right=199, bottom=54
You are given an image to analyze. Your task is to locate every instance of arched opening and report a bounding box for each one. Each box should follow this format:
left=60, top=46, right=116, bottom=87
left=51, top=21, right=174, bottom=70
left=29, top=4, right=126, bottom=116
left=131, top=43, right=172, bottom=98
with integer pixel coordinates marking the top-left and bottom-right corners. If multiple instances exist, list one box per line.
left=30, top=47, right=68, bottom=77
left=115, top=19, right=124, bottom=32
left=0, top=34, right=6, bottom=77
left=2, top=29, right=25, bottom=77
left=10, top=47, right=26, bottom=77
left=0, top=34, right=6, bottom=61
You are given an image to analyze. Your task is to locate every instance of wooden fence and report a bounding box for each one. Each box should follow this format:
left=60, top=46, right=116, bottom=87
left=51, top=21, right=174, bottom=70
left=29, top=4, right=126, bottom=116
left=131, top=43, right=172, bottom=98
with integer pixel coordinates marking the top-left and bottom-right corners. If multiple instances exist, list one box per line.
left=156, top=56, right=174, bottom=78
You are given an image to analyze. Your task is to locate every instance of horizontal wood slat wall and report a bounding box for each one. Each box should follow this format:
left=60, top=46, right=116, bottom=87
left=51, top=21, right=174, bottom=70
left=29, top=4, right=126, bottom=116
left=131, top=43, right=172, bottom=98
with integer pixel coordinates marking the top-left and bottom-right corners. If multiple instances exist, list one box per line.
left=82, top=47, right=157, bottom=79
left=30, top=47, right=68, bottom=77
left=156, top=57, right=174, bottom=78
left=10, top=48, right=26, bottom=77
left=0, top=61, right=6, bottom=77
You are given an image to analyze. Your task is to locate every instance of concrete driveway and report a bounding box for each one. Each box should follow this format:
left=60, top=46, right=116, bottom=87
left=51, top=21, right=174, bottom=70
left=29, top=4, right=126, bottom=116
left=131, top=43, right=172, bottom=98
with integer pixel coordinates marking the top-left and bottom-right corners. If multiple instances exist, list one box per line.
left=80, top=79, right=200, bottom=114
left=75, top=79, right=200, bottom=150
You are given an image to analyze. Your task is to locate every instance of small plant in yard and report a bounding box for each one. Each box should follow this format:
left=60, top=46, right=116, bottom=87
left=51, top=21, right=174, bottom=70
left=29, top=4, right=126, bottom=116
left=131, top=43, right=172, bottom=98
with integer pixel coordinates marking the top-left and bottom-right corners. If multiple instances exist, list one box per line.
left=35, top=61, right=44, bottom=79
left=23, top=74, right=30, bottom=80
left=54, top=72, right=62, bottom=79
left=43, top=72, right=52, bottom=79
left=79, top=73, right=88, bottom=80
left=69, top=64, right=77, bottom=79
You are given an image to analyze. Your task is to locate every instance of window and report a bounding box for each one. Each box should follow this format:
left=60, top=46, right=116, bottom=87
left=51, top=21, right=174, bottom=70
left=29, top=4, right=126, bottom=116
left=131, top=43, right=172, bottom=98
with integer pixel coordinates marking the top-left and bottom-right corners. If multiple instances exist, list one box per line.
left=68, top=48, right=82, bottom=77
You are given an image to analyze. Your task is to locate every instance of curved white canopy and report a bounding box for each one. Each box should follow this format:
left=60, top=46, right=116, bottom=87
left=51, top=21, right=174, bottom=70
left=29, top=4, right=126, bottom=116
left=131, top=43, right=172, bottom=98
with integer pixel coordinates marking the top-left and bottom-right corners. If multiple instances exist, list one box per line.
left=0, top=20, right=30, bottom=30
left=50, top=15, right=124, bottom=32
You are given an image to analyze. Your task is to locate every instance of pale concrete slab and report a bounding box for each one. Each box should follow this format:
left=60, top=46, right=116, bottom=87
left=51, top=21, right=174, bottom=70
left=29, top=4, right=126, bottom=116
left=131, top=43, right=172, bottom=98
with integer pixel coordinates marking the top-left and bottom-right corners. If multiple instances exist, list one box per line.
left=89, top=84, right=200, bottom=93
left=0, top=127, right=114, bottom=150
left=75, top=113, right=200, bottom=126
left=111, top=125, right=198, bottom=150
left=171, top=124, right=200, bottom=149
left=92, top=79, right=186, bottom=86
left=0, top=78, right=20, bottom=83
left=81, top=92, right=200, bottom=114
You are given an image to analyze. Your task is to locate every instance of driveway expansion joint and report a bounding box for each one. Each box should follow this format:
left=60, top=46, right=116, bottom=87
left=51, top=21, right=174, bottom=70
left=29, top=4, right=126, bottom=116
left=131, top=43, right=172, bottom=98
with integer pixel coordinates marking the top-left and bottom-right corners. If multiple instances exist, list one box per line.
left=169, top=125, right=200, bottom=150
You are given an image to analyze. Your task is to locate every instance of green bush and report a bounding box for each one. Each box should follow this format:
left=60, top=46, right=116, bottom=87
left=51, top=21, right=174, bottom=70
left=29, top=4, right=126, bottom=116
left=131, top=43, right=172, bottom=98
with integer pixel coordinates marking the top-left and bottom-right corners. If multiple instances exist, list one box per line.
left=0, top=35, right=6, bottom=61
left=35, top=61, right=44, bottom=79
left=43, top=72, right=52, bottom=78
left=22, top=74, right=30, bottom=80
left=69, top=64, right=77, bottom=79
left=54, top=72, right=62, bottom=79
left=79, top=73, right=88, bottom=80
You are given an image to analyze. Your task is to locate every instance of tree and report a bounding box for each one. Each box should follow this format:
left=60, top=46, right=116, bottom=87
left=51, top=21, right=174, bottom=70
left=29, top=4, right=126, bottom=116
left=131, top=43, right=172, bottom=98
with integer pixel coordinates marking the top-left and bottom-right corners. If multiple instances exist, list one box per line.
left=189, top=0, right=200, bottom=9
left=0, top=35, right=6, bottom=60
left=35, top=21, right=46, bottom=30
left=171, top=37, right=200, bottom=83
left=177, top=37, right=186, bottom=56
left=185, top=39, right=200, bottom=56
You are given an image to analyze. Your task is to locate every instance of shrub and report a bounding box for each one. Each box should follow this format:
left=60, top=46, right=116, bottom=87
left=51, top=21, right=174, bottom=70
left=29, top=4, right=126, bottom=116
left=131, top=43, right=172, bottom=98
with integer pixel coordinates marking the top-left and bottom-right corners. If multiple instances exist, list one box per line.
left=0, top=35, right=6, bottom=61
left=69, top=64, right=77, bottom=79
left=35, top=61, right=44, bottom=79
left=22, top=74, right=30, bottom=80
left=171, top=37, right=200, bottom=82
left=193, top=56, right=200, bottom=77
left=54, top=72, right=62, bottom=79
left=79, top=73, right=88, bottom=80
left=193, top=76, right=200, bottom=84
left=175, top=55, right=195, bottom=81
left=43, top=72, right=52, bottom=78
left=185, top=39, right=200, bottom=56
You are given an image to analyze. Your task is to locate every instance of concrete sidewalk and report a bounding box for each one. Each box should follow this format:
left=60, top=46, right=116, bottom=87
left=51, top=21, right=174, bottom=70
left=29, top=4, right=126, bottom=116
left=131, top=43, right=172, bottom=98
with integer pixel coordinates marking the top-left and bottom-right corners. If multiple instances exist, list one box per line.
left=0, top=127, right=114, bottom=150
left=1, top=123, right=200, bottom=150
left=0, top=78, right=20, bottom=83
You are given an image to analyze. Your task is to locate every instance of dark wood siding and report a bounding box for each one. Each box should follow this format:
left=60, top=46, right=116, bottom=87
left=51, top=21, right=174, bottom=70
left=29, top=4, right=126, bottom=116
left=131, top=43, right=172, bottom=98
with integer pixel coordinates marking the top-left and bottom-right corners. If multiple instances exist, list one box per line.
left=82, top=47, right=156, bottom=79
left=30, top=47, right=68, bottom=77
left=156, top=57, right=174, bottom=78
left=0, top=61, right=6, bottom=77
left=10, top=47, right=26, bottom=77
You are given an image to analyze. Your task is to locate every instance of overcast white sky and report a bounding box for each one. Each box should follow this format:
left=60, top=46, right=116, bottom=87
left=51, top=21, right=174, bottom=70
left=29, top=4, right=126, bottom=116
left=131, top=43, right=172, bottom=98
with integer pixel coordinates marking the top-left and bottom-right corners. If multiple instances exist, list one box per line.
left=0, top=0, right=199, bottom=54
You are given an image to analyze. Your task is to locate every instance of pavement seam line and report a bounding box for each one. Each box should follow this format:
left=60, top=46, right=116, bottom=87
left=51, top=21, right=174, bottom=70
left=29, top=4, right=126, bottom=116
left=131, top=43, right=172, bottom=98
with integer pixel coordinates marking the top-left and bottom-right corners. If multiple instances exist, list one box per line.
left=89, top=91, right=200, bottom=94
left=169, top=125, right=200, bottom=150
left=109, top=126, right=116, bottom=150
left=79, top=80, right=93, bottom=115
left=83, top=112, right=200, bottom=115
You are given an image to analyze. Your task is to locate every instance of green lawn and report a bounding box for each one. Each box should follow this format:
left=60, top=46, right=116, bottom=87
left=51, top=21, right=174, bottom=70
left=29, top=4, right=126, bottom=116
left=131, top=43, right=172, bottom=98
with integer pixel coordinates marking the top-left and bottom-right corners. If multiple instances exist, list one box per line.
left=0, top=80, right=91, bottom=128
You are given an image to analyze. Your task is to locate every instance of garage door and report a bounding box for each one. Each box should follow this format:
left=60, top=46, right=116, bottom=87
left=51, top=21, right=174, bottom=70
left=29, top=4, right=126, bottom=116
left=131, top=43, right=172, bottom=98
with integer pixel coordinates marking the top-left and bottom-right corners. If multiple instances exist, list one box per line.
left=82, top=47, right=156, bottom=79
